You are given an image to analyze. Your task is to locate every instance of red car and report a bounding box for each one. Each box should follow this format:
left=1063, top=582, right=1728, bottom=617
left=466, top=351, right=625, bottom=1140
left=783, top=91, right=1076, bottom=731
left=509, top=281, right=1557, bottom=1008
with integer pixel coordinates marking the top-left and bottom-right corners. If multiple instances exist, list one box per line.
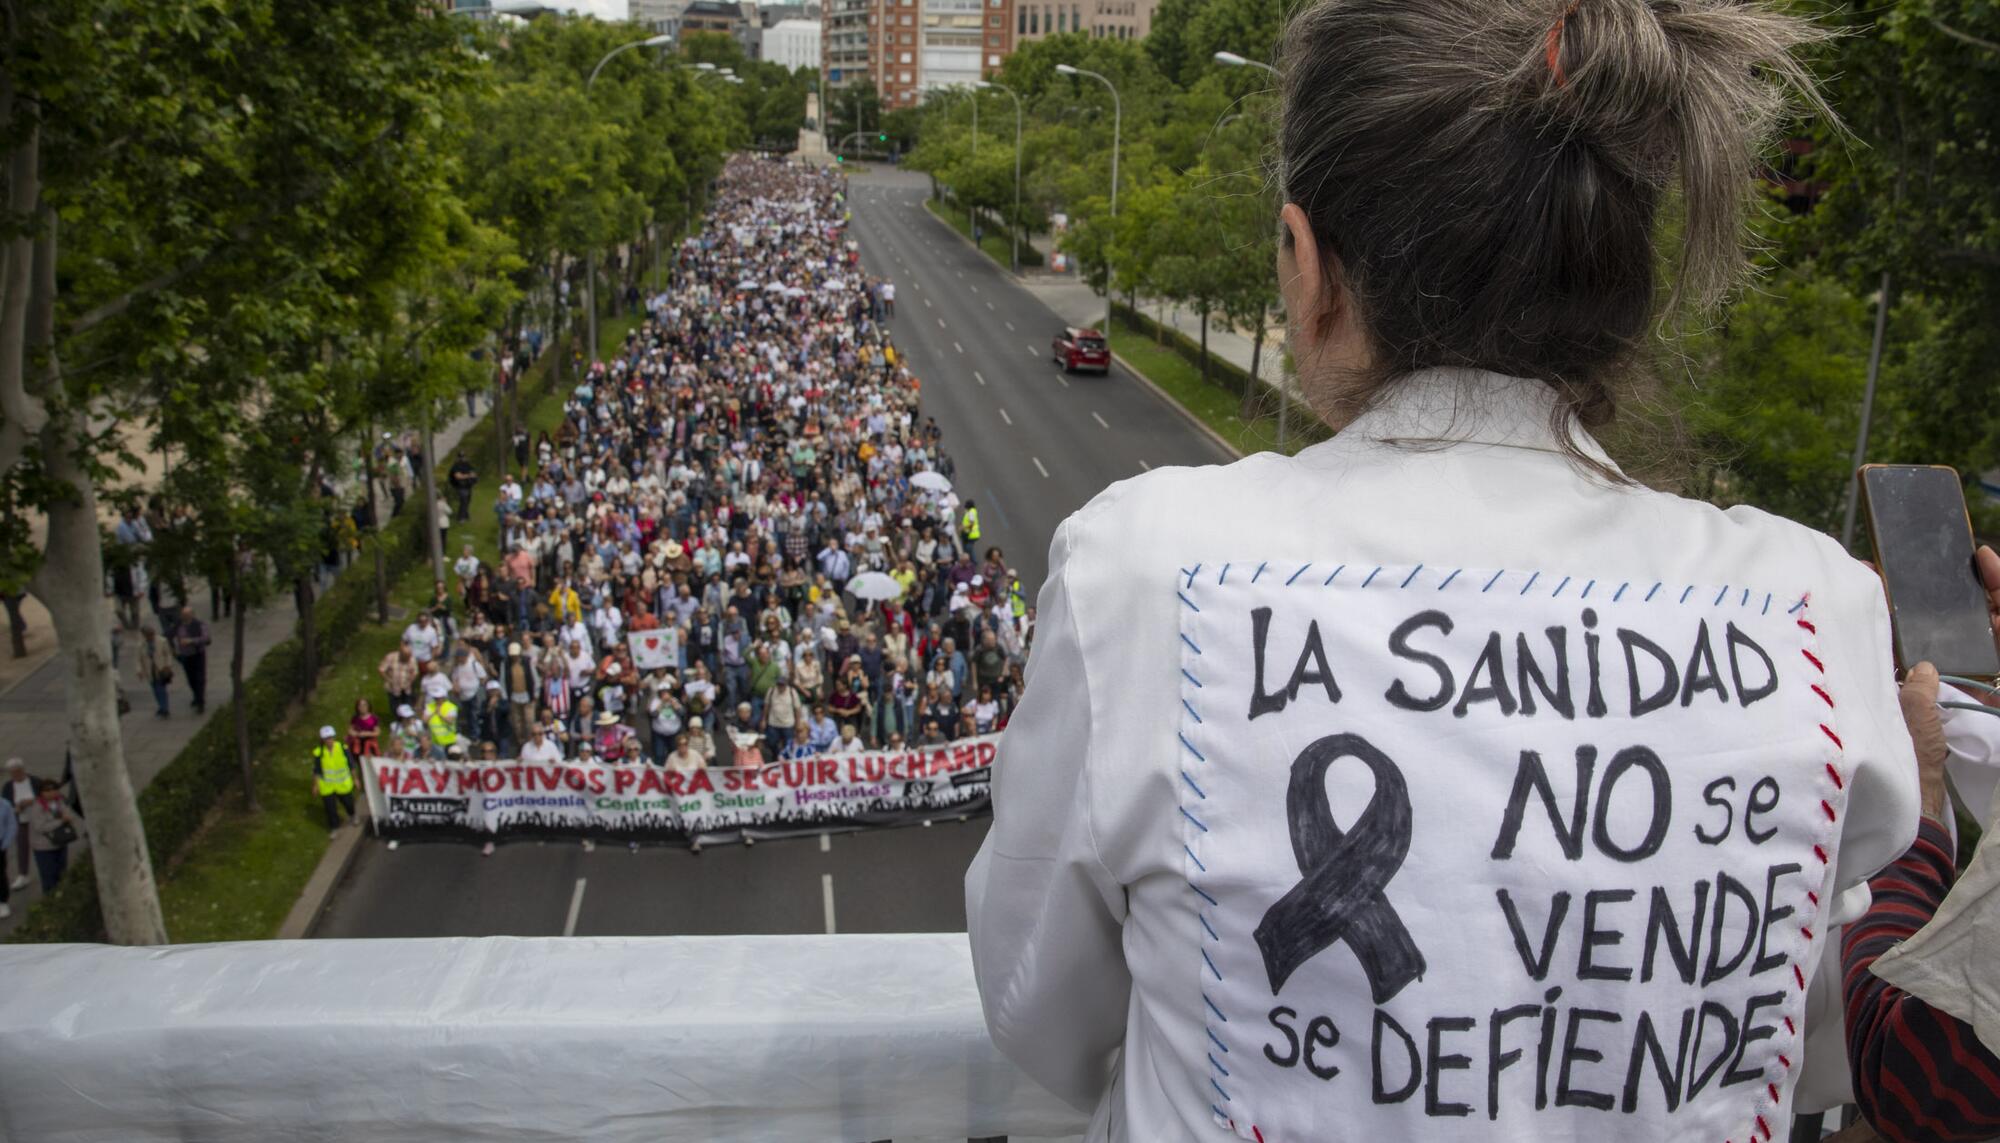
left=1051, top=326, right=1110, bottom=374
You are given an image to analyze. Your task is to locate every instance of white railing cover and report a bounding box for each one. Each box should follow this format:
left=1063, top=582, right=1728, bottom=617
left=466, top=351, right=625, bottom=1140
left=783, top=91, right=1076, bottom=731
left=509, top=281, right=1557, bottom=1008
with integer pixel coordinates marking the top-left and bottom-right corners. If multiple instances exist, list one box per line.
left=0, top=934, right=1089, bottom=1143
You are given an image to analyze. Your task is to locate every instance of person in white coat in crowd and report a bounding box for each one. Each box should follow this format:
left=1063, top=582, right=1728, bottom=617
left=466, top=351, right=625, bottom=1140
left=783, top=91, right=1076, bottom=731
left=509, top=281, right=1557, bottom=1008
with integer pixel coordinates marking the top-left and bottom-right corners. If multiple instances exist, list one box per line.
left=966, top=3, right=1923, bottom=1141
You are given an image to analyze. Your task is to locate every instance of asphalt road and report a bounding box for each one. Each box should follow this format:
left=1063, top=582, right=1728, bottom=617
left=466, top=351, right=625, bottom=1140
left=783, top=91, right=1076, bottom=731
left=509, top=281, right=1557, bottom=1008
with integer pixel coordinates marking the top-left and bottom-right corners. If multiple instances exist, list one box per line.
left=312, top=164, right=1233, bottom=942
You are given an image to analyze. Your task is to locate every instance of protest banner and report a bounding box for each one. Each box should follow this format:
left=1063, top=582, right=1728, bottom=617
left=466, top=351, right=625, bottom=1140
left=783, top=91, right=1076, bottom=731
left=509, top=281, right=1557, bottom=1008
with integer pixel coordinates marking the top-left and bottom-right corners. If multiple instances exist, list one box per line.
left=1178, top=564, right=1842, bottom=1140
left=361, top=734, right=997, bottom=846
left=628, top=627, right=678, bottom=670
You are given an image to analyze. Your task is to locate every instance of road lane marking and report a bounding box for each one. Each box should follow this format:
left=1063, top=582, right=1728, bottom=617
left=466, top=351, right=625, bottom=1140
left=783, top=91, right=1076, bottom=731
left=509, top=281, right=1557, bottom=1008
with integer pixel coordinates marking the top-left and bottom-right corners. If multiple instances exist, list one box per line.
left=1093, top=412, right=1109, bottom=429
left=1056, top=374, right=1069, bottom=388
left=1027, top=345, right=1039, bottom=356
left=999, top=407, right=1012, bottom=425
left=1140, top=460, right=1153, bottom=471
left=954, top=341, right=964, bottom=354
left=820, top=833, right=830, bottom=853
left=1004, top=321, right=1014, bottom=331
left=822, top=873, right=838, bottom=934
left=986, top=301, right=994, bottom=310
left=923, top=297, right=931, bottom=308
left=563, top=878, right=587, bottom=937
left=971, top=285, right=979, bottom=293
left=1032, top=457, right=1050, bottom=479
left=973, top=371, right=986, bottom=386
left=956, top=271, right=963, bottom=279
left=938, top=317, right=947, bottom=329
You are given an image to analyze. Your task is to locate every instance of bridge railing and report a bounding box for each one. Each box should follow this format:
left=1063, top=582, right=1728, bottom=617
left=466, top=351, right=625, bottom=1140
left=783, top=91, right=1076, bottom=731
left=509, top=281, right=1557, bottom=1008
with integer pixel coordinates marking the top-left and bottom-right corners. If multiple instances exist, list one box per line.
left=0, top=933, right=1089, bottom=1143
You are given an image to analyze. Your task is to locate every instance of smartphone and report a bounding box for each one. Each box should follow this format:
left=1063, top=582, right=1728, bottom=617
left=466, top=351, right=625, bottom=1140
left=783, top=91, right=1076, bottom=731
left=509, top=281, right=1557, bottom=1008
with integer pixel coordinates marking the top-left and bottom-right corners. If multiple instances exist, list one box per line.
left=1859, top=464, right=2000, bottom=678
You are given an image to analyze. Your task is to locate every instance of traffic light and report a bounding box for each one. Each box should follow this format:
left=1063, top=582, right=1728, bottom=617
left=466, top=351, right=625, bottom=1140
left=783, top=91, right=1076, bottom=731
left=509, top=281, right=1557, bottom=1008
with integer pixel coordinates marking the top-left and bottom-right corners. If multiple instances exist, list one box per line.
left=877, top=133, right=887, bottom=142
left=835, top=154, right=845, bottom=163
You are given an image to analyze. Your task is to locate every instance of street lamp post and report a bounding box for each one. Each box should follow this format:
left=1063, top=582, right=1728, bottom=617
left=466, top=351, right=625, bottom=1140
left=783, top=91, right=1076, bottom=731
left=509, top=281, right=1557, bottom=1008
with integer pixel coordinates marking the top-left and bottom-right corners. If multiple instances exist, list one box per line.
left=1055, top=63, right=1120, bottom=343
left=582, top=33, right=674, bottom=363
left=978, top=80, right=1023, bottom=274
left=1214, top=49, right=1288, bottom=446
left=1212, top=50, right=1280, bottom=77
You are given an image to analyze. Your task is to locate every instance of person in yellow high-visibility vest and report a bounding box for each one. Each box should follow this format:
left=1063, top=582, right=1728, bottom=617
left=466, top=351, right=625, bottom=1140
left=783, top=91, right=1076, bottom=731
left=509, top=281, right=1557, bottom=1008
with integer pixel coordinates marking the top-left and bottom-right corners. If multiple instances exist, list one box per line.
left=960, top=501, right=981, bottom=547
left=425, top=697, right=460, bottom=760
left=312, top=726, right=358, bottom=837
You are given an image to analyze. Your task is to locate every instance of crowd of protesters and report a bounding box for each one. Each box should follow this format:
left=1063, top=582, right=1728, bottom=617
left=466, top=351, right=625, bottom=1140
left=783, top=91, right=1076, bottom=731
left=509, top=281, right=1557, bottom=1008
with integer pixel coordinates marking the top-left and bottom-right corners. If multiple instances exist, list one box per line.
left=361, top=155, right=1034, bottom=805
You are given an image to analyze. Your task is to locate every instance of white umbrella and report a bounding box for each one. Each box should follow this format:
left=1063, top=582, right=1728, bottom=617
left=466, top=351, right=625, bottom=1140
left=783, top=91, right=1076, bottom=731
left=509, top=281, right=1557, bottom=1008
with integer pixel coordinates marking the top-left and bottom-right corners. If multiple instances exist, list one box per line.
left=820, top=278, right=845, bottom=293
left=763, top=281, right=788, bottom=293
left=784, top=286, right=808, bottom=299
left=735, top=278, right=759, bottom=291
left=846, top=571, right=904, bottom=601
left=910, top=471, right=952, bottom=493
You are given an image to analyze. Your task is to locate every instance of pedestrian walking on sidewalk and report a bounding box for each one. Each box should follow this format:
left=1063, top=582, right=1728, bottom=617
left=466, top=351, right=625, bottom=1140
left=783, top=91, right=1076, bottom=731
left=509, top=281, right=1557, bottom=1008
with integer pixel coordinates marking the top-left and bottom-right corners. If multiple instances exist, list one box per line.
left=137, top=624, right=173, bottom=718
left=2, top=759, right=30, bottom=891
left=23, top=779, right=80, bottom=893
left=170, top=605, right=210, bottom=713
left=312, top=726, right=358, bottom=838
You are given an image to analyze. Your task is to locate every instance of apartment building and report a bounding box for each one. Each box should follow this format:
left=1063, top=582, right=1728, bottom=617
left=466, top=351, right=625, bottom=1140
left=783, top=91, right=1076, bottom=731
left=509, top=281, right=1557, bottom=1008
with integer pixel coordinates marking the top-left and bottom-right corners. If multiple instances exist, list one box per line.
left=1014, top=0, right=1153, bottom=41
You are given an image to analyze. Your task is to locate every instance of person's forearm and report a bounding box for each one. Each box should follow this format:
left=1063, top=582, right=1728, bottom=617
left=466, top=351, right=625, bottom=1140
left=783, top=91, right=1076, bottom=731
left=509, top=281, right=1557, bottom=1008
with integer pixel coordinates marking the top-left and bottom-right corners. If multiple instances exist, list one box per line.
left=1844, top=818, right=2000, bottom=1142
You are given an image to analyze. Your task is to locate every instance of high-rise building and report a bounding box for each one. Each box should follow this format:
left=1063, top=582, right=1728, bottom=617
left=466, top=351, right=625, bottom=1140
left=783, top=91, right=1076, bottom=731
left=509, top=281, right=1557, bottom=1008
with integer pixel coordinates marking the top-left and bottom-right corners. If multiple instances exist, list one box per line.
left=823, top=0, right=922, bottom=108
left=631, top=0, right=686, bottom=31
left=762, top=17, right=822, bottom=70
left=1012, top=0, right=1153, bottom=42
left=918, top=0, right=983, bottom=92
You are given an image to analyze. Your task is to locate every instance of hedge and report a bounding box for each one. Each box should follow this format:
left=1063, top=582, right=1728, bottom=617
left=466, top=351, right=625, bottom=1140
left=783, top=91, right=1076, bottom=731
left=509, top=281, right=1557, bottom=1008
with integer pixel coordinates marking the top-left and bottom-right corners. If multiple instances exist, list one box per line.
left=1111, top=301, right=1332, bottom=451
left=8, top=358, right=562, bottom=943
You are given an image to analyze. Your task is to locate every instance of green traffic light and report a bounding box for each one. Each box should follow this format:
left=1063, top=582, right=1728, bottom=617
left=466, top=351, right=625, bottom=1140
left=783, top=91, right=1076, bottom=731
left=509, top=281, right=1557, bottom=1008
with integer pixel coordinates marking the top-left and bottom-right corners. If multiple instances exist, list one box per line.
left=878, top=133, right=887, bottom=141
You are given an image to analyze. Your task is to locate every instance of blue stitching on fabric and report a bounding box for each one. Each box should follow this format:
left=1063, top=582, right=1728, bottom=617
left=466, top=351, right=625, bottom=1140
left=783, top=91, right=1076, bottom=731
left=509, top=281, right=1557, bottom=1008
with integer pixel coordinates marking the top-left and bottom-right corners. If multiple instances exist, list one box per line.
left=1204, top=993, right=1229, bottom=1021
left=1251, top=561, right=1267, bottom=583
left=1714, top=585, right=1729, bottom=606
left=1180, top=633, right=1202, bottom=656
left=1789, top=598, right=1806, bottom=614
left=1324, top=564, right=1345, bottom=586
left=1552, top=575, right=1571, bottom=597
left=1209, top=1053, right=1231, bottom=1078
left=1438, top=568, right=1461, bottom=590
left=1211, top=1104, right=1230, bottom=1122
left=1211, top=1077, right=1232, bottom=1102
left=1645, top=582, right=1662, bottom=602
left=1177, top=591, right=1200, bottom=612
left=1181, top=698, right=1204, bottom=723
left=1181, top=668, right=1204, bottom=688
left=1484, top=569, right=1505, bottom=592
left=1191, top=882, right=1220, bottom=907
left=1200, top=913, right=1220, bottom=941
left=1184, top=844, right=1208, bottom=872
left=1582, top=579, right=1595, bottom=599
left=1179, top=733, right=1206, bottom=761
left=1287, top=563, right=1311, bottom=586
left=1207, top=1027, right=1230, bottom=1053
left=1203, top=949, right=1224, bottom=981
left=1182, top=564, right=1202, bottom=588
left=1679, top=585, right=1694, bottom=604
left=1181, top=770, right=1208, bottom=799
left=1741, top=588, right=1750, bottom=607
left=1763, top=593, right=1772, bottom=615
left=1614, top=582, right=1629, bottom=601
left=1400, top=564, right=1424, bottom=588
left=1362, top=566, right=1383, bottom=588
left=1179, top=806, right=1210, bottom=832
left=1519, top=570, right=1540, bottom=596
left=1219, top=562, right=1230, bottom=585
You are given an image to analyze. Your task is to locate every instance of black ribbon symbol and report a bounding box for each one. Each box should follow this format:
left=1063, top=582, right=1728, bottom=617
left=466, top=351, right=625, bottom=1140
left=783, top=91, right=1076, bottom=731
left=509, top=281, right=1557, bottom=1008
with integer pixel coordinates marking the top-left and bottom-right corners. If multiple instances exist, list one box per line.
left=1254, top=733, right=1426, bottom=1003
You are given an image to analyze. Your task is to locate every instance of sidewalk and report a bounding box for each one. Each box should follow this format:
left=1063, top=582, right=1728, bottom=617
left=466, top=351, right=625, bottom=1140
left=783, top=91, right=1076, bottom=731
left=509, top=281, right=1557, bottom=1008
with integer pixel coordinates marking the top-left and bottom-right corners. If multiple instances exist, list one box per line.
left=0, top=402, right=488, bottom=936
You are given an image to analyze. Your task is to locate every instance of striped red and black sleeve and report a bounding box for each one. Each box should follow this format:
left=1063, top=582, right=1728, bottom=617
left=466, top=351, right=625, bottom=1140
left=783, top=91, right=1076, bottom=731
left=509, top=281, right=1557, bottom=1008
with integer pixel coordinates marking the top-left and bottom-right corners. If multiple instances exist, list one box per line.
left=1842, top=817, right=2000, bottom=1143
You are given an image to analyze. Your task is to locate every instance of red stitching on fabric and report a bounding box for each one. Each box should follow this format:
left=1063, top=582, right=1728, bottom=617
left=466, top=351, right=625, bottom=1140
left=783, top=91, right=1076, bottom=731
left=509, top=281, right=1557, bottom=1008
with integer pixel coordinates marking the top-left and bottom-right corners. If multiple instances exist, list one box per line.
left=1767, top=1082, right=1780, bottom=1103
left=1792, top=964, right=1807, bottom=990
left=1810, top=683, right=1834, bottom=707
left=1825, top=763, right=1845, bottom=789
left=1797, top=618, right=1817, bottom=634
left=1821, top=799, right=1838, bottom=822
left=1801, top=926, right=1813, bottom=941
left=1784, top=1016, right=1796, bottom=1035
left=1758, top=1115, right=1773, bottom=1140
left=1813, top=844, right=1829, bottom=864
left=1807, top=891, right=1819, bottom=907
left=1820, top=724, right=1844, bottom=749
left=1779, top=1054, right=1792, bottom=1069
left=1253, top=1127, right=1266, bottom=1143
left=1802, top=649, right=1825, bottom=672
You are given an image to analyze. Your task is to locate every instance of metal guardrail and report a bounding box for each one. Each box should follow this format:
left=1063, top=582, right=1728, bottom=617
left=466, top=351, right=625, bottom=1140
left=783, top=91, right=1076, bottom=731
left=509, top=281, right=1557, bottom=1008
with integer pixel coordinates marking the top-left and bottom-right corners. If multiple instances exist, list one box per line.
left=0, top=933, right=1088, bottom=1143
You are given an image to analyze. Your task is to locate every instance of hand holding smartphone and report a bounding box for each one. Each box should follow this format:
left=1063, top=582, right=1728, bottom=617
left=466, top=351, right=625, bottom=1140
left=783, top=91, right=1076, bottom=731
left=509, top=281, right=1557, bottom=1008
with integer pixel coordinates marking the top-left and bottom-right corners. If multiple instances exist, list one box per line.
left=1859, top=464, right=2000, bottom=679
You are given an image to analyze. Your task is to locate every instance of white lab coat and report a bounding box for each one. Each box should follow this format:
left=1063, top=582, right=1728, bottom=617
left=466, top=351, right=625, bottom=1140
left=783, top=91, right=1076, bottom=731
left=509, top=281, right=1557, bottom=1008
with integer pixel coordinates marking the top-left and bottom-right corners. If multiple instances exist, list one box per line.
left=966, top=370, right=1920, bottom=1142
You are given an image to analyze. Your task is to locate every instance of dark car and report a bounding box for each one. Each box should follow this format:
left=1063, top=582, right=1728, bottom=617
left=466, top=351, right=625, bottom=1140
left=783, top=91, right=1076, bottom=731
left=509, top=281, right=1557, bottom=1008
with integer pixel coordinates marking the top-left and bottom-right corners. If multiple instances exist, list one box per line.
left=1051, top=327, right=1110, bottom=374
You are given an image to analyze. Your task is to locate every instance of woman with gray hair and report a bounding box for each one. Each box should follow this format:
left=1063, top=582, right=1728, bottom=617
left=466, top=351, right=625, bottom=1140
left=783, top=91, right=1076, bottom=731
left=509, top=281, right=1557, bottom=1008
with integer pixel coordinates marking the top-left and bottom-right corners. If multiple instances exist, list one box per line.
left=968, top=3, right=1922, bottom=1141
